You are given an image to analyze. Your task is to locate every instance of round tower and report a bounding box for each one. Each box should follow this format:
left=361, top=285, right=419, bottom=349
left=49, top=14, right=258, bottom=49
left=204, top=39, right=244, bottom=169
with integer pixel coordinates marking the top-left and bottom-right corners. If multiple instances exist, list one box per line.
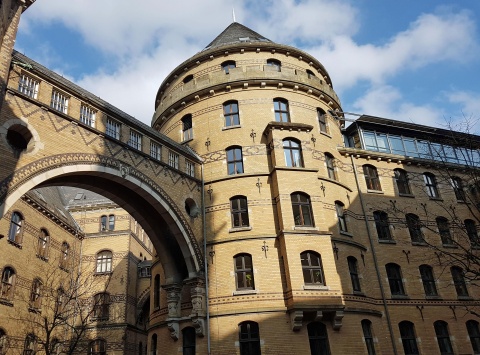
left=150, top=22, right=354, bottom=354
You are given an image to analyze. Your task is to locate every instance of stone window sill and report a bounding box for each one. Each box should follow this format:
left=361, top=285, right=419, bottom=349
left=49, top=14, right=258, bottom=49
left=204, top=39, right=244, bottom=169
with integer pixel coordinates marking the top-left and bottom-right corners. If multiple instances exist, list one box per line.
left=294, top=226, right=319, bottom=231
left=233, top=289, right=257, bottom=296
left=399, top=193, right=415, bottom=198
left=229, top=226, right=252, bottom=233
left=367, top=189, right=384, bottom=194
left=303, top=285, right=329, bottom=291
left=340, top=231, right=354, bottom=237
left=222, top=125, right=242, bottom=131
left=378, top=239, right=396, bottom=244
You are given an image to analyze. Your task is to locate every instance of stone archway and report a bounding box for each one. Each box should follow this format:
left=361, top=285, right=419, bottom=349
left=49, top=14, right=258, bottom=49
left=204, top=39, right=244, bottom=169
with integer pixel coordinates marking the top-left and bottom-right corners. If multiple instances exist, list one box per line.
left=0, top=154, right=204, bottom=282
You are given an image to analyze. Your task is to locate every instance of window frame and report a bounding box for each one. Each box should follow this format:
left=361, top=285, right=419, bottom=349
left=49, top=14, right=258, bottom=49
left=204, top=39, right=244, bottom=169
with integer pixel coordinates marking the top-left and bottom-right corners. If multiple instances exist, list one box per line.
left=273, top=98, right=290, bottom=122
left=451, top=266, right=469, bottom=297
left=283, top=138, right=304, bottom=168
left=317, top=108, right=327, bottom=133
left=386, top=263, right=405, bottom=296
left=374, top=211, right=391, bottom=240
left=467, top=320, right=480, bottom=354
left=0, top=328, right=7, bottom=355
left=325, top=153, right=336, bottom=180
left=50, top=89, right=69, bottom=114
left=80, top=104, right=96, bottom=127
left=106, top=118, right=121, bottom=140
left=88, top=339, right=106, bottom=355
left=335, top=201, right=347, bottom=233
left=153, top=274, right=160, bottom=309
left=266, top=58, right=281, bottom=71
left=361, top=320, right=376, bottom=355
left=230, top=196, right=249, bottom=228
left=424, top=173, right=440, bottom=198
left=0, top=267, right=16, bottom=301
left=59, top=242, right=70, bottom=270
left=226, top=146, right=244, bottom=175
left=182, top=327, right=196, bottom=355
left=234, top=254, right=255, bottom=291
left=399, top=321, right=419, bottom=355
left=168, top=151, right=179, bottom=169
left=150, top=141, right=162, bottom=161
left=465, top=219, right=479, bottom=246
left=185, top=160, right=195, bottom=177
left=223, top=100, right=240, bottom=127
left=108, top=214, right=115, bottom=231
left=30, top=278, right=42, bottom=310
left=394, top=169, right=411, bottom=195
left=18, top=74, right=39, bottom=99
left=419, top=265, right=438, bottom=297
left=434, top=320, right=454, bottom=355
left=363, top=165, right=382, bottom=191
left=96, top=250, right=113, bottom=274
left=221, top=60, right=236, bottom=74
left=181, top=114, right=193, bottom=141
left=37, top=228, right=50, bottom=259
left=8, top=211, right=24, bottom=245
left=128, top=130, right=142, bottom=150
left=307, top=322, right=331, bottom=355
left=291, top=192, right=314, bottom=227
left=239, top=321, right=261, bottom=355
left=301, top=251, right=325, bottom=285
left=23, top=333, right=37, bottom=355
left=406, top=213, right=423, bottom=243
left=92, top=293, right=110, bottom=321
left=348, top=256, right=361, bottom=292
left=436, top=217, right=453, bottom=245
left=451, top=176, right=465, bottom=201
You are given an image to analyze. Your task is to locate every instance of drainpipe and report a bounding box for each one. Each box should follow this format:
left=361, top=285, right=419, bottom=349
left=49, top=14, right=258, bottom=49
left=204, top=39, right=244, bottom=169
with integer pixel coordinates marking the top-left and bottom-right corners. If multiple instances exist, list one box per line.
left=350, top=155, right=398, bottom=355
left=201, top=164, right=211, bottom=355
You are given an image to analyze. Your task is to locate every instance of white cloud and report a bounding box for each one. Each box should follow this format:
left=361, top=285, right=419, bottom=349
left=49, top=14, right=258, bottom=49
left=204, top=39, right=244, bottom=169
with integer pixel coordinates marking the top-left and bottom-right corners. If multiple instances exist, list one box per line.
left=448, top=91, right=480, bottom=120
left=352, top=85, right=443, bottom=127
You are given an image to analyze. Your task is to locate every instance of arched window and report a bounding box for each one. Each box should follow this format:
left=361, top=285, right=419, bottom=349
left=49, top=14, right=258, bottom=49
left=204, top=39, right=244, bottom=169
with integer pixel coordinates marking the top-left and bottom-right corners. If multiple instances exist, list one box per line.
left=301, top=251, right=324, bottom=285
left=406, top=214, right=423, bottom=243
left=88, top=339, right=106, bottom=355
left=451, top=176, right=465, bottom=201
left=221, top=60, right=236, bottom=74
left=363, top=165, right=381, bottom=191
left=153, top=274, right=160, bottom=309
left=451, top=266, right=469, bottom=297
left=59, top=242, right=70, bottom=270
left=325, top=153, right=336, bottom=180
left=307, top=322, right=330, bottom=355
left=374, top=211, right=391, bottom=240
left=151, top=334, right=158, bottom=355
left=24, top=333, right=36, bottom=355
left=182, top=114, right=193, bottom=141
left=273, top=98, right=290, bottom=122
left=306, top=69, right=316, bottom=78
left=419, top=265, right=437, bottom=296
left=0, top=267, right=16, bottom=301
left=55, top=288, right=65, bottom=314
left=467, top=320, right=480, bottom=354
left=8, top=211, right=23, bottom=244
left=96, top=250, right=113, bottom=273
left=266, top=58, right=281, bottom=71
left=317, top=108, right=327, bottom=133
left=138, top=342, right=143, bottom=355
left=30, top=278, right=42, bottom=310
left=291, top=192, right=313, bottom=226
left=283, top=139, right=303, bottom=167
left=0, top=328, right=7, bottom=355
left=92, top=293, right=110, bottom=320
left=335, top=201, right=347, bottom=233
left=386, top=263, right=405, bottom=296
left=108, top=214, right=115, bottom=230
left=223, top=100, right=240, bottom=127
left=436, top=217, right=453, bottom=245
left=465, top=219, right=478, bottom=246
left=51, top=338, right=62, bottom=355
left=234, top=254, right=254, bottom=290
left=394, top=169, right=411, bottom=195
left=424, top=172, right=439, bottom=198
left=230, top=196, right=249, bottom=228
left=182, top=327, right=196, bottom=355
left=37, top=229, right=50, bottom=259
left=226, top=146, right=244, bottom=175
left=399, top=321, right=419, bottom=355
left=348, top=256, right=361, bottom=292
left=100, top=215, right=107, bottom=231
left=361, top=320, right=375, bottom=355
left=183, top=74, right=193, bottom=84
left=239, top=321, right=261, bottom=355
left=434, top=320, right=453, bottom=354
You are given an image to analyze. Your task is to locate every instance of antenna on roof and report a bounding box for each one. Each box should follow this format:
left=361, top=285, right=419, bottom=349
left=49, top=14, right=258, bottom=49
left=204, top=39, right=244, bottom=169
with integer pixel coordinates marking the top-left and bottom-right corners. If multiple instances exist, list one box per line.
left=232, top=8, right=236, bottom=22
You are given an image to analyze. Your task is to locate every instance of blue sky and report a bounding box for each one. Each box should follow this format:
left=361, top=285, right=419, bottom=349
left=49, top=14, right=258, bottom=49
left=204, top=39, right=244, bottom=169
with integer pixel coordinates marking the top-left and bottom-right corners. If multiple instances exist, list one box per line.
left=15, top=0, right=480, bottom=131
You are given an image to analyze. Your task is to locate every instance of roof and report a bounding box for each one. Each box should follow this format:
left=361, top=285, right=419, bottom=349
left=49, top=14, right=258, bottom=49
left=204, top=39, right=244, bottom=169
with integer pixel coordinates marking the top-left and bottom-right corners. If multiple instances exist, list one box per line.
left=11, top=50, right=202, bottom=162
left=204, top=22, right=272, bottom=50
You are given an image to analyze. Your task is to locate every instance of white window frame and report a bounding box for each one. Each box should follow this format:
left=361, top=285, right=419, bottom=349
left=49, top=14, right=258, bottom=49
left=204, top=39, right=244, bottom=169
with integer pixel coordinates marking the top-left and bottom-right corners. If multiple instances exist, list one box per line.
left=50, top=90, right=69, bottom=114
left=129, top=130, right=142, bottom=150
left=80, top=105, right=96, bottom=127
left=150, top=142, right=162, bottom=160
left=18, top=74, right=39, bottom=99
left=168, top=151, right=179, bottom=169
left=186, top=160, right=195, bottom=177
left=106, top=118, right=121, bottom=140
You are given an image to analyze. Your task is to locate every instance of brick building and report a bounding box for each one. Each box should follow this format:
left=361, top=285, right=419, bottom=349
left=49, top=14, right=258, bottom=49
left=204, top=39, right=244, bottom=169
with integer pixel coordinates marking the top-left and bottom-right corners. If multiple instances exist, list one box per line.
left=1, top=1, right=480, bottom=354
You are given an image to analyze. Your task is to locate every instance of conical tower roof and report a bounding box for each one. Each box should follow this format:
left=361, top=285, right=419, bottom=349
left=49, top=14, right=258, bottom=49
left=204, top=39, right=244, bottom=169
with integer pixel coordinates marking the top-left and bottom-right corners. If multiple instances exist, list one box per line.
left=204, top=22, right=272, bottom=50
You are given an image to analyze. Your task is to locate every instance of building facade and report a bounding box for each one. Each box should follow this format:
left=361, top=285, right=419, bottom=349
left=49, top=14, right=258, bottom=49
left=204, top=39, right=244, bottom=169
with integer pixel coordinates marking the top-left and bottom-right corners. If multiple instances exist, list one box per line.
left=1, top=1, right=480, bottom=354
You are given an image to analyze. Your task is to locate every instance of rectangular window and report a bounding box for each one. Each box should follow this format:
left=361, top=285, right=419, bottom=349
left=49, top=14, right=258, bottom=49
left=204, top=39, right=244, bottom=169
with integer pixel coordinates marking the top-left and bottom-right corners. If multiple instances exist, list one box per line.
left=80, top=105, right=96, bottom=127
left=129, top=130, right=142, bottom=150
left=150, top=142, right=162, bottom=160
left=18, top=74, right=39, bottom=99
left=50, top=90, right=69, bottom=114
left=168, top=151, right=179, bottom=169
left=106, top=118, right=121, bottom=139
left=186, top=160, right=195, bottom=177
